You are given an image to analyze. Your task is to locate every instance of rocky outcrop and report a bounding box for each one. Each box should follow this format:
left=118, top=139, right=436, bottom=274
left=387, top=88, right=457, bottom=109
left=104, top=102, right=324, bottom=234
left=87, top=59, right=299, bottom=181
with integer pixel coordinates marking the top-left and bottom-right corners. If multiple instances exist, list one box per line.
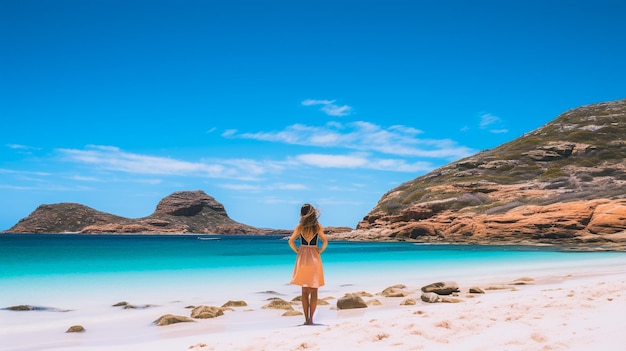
left=2, top=190, right=275, bottom=234
left=330, top=98, right=626, bottom=250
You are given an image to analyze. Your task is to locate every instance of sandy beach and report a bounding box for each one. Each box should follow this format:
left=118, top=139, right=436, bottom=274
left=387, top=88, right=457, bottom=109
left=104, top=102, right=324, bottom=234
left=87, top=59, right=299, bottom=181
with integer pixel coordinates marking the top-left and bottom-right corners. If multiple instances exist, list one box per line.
left=2, top=257, right=625, bottom=351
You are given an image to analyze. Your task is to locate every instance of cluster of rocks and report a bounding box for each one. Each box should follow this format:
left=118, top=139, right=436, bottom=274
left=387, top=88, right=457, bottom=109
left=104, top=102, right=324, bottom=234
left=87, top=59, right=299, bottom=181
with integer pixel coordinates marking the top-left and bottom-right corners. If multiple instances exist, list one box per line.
left=3, top=277, right=534, bottom=334
left=336, top=281, right=484, bottom=309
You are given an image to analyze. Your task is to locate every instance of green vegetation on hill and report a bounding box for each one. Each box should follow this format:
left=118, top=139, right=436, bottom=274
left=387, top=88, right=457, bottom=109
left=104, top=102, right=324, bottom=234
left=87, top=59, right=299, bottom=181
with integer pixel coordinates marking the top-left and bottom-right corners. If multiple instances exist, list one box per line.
left=373, top=99, right=626, bottom=216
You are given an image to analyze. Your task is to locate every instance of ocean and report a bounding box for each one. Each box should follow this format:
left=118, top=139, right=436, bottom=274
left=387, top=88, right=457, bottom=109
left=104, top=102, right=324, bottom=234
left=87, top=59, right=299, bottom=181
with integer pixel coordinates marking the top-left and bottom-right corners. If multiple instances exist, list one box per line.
left=2, top=234, right=626, bottom=307
left=2, top=234, right=626, bottom=351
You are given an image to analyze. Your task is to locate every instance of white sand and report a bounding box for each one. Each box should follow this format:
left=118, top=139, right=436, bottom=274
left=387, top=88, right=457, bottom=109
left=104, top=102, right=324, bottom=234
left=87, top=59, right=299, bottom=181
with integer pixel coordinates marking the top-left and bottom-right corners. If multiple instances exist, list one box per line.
left=2, top=259, right=626, bottom=351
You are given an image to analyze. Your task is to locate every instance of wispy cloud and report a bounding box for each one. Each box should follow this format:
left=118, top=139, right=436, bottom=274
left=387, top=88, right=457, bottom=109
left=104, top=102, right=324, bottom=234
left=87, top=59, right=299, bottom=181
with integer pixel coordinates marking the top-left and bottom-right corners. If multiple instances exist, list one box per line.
left=301, top=99, right=353, bottom=116
left=218, top=182, right=308, bottom=192
left=293, top=153, right=433, bottom=172
left=226, top=121, right=475, bottom=160
left=0, top=168, right=51, bottom=176
left=480, top=113, right=509, bottom=134
left=56, top=145, right=271, bottom=180
left=53, top=141, right=436, bottom=186
left=6, top=144, right=41, bottom=150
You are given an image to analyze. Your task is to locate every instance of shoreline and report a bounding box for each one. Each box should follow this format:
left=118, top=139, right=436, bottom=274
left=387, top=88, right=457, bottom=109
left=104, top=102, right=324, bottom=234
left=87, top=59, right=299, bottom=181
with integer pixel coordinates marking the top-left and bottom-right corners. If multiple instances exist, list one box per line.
left=2, top=260, right=626, bottom=350
left=3, top=232, right=625, bottom=253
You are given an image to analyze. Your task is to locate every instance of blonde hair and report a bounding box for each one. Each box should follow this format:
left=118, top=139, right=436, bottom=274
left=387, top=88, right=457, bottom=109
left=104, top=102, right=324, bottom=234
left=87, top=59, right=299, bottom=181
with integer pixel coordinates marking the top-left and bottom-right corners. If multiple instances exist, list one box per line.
left=298, top=203, right=320, bottom=241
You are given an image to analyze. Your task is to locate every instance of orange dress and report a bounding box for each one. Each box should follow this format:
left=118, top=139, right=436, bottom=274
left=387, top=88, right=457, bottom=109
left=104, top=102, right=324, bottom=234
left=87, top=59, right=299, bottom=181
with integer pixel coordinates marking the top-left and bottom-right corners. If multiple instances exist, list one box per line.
left=290, top=233, right=325, bottom=288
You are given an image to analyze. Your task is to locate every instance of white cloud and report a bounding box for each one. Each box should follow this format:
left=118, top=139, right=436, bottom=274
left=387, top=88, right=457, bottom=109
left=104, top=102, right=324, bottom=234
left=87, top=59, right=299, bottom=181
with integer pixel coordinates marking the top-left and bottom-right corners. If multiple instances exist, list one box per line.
left=321, top=104, right=352, bottom=117
left=218, top=182, right=308, bottom=192
left=7, top=144, right=40, bottom=150
left=295, top=153, right=369, bottom=168
left=0, top=168, right=50, bottom=176
left=227, top=121, right=475, bottom=159
left=301, top=99, right=335, bottom=106
left=490, top=129, right=509, bottom=134
left=293, top=153, right=433, bottom=172
left=479, top=113, right=508, bottom=134
left=301, top=99, right=353, bottom=116
left=56, top=145, right=269, bottom=180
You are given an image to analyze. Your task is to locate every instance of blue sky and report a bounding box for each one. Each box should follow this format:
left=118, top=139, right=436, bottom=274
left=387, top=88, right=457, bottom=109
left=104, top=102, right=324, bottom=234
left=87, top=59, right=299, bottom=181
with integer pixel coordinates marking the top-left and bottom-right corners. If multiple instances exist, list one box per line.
left=1, top=0, right=625, bottom=231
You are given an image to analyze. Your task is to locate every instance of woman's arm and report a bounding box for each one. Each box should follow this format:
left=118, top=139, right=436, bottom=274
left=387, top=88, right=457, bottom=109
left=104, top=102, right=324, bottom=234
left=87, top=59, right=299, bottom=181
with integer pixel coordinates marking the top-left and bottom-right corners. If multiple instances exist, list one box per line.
left=288, top=225, right=300, bottom=254
left=317, top=225, right=328, bottom=254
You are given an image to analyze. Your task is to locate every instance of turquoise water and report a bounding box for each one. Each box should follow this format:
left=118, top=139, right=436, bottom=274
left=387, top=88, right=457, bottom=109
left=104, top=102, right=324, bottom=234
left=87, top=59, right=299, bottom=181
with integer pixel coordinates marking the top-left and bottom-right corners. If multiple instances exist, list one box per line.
left=1, top=234, right=625, bottom=307
left=1, top=234, right=611, bottom=277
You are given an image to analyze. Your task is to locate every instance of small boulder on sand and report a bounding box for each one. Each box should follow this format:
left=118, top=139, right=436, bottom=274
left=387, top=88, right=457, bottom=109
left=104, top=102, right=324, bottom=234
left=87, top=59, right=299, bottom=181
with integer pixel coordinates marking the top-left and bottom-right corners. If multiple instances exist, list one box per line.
left=222, top=300, right=248, bottom=307
left=190, top=306, right=224, bottom=319
left=262, top=299, right=294, bottom=310
left=153, top=314, right=195, bottom=326
left=337, top=293, right=368, bottom=309
left=66, top=325, right=85, bottom=333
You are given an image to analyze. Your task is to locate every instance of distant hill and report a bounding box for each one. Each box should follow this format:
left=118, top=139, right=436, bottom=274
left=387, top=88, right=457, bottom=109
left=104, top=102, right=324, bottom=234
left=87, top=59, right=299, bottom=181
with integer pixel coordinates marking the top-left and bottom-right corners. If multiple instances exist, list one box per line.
left=2, top=190, right=353, bottom=235
left=331, top=98, right=626, bottom=250
left=3, top=190, right=273, bottom=234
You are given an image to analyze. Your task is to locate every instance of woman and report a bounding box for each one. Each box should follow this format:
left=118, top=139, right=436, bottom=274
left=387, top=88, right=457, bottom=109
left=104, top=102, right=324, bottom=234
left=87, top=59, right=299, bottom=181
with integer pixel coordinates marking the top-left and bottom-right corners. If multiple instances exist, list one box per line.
left=288, top=203, right=328, bottom=325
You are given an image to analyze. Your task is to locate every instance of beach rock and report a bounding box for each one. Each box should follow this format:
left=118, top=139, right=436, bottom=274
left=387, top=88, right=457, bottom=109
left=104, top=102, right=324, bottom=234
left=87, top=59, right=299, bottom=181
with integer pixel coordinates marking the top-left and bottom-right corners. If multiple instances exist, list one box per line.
left=190, top=306, right=224, bottom=319
left=5, top=305, right=38, bottom=311
left=367, top=299, right=382, bottom=306
left=262, top=299, right=294, bottom=310
left=381, top=284, right=408, bottom=297
left=222, top=300, right=247, bottom=307
left=123, top=303, right=156, bottom=309
left=66, top=325, right=85, bottom=333
left=337, top=293, right=368, bottom=309
left=511, top=277, right=534, bottom=285
left=440, top=296, right=463, bottom=303
left=154, top=314, right=195, bottom=326
left=401, top=298, right=417, bottom=305
left=350, top=291, right=374, bottom=298
left=282, top=310, right=303, bottom=317
left=469, top=287, right=485, bottom=294
left=317, top=299, right=330, bottom=306
left=421, top=292, right=441, bottom=303
left=421, top=281, right=460, bottom=295
left=3, top=305, right=70, bottom=312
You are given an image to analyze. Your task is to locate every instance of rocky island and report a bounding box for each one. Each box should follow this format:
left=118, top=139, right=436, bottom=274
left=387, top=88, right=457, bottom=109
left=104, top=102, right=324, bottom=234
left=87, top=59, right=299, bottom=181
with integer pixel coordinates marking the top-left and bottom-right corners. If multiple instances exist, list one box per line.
left=1, top=190, right=352, bottom=236
left=2, top=190, right=277, bottom=235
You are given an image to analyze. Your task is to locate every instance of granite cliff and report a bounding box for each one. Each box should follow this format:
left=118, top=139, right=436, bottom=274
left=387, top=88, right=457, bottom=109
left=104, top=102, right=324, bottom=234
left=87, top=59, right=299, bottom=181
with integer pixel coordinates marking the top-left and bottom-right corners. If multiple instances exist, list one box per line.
left=330, top=99, right=626, bottom=250
left=3, top=190, right=271, bottom=234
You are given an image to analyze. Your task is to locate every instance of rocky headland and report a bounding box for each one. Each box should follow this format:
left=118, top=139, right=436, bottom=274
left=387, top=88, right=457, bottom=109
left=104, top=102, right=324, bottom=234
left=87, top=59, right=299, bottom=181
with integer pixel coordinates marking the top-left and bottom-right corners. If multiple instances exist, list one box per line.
left=328, top=98, right=626, bottom=250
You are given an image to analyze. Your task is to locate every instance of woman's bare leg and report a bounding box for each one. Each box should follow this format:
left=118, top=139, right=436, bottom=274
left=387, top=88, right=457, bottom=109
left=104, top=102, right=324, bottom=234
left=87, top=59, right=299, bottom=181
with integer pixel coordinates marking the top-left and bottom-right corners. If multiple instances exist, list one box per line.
left=301, top=287, right=311, bottom=325
left=309, top=288, right=318, bottom=324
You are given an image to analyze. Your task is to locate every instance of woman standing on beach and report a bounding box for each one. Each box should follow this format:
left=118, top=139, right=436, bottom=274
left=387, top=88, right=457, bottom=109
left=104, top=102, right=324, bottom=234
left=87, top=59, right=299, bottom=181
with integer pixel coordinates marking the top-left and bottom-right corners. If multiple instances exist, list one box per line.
left=288, top=203, right=328, bottom=325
